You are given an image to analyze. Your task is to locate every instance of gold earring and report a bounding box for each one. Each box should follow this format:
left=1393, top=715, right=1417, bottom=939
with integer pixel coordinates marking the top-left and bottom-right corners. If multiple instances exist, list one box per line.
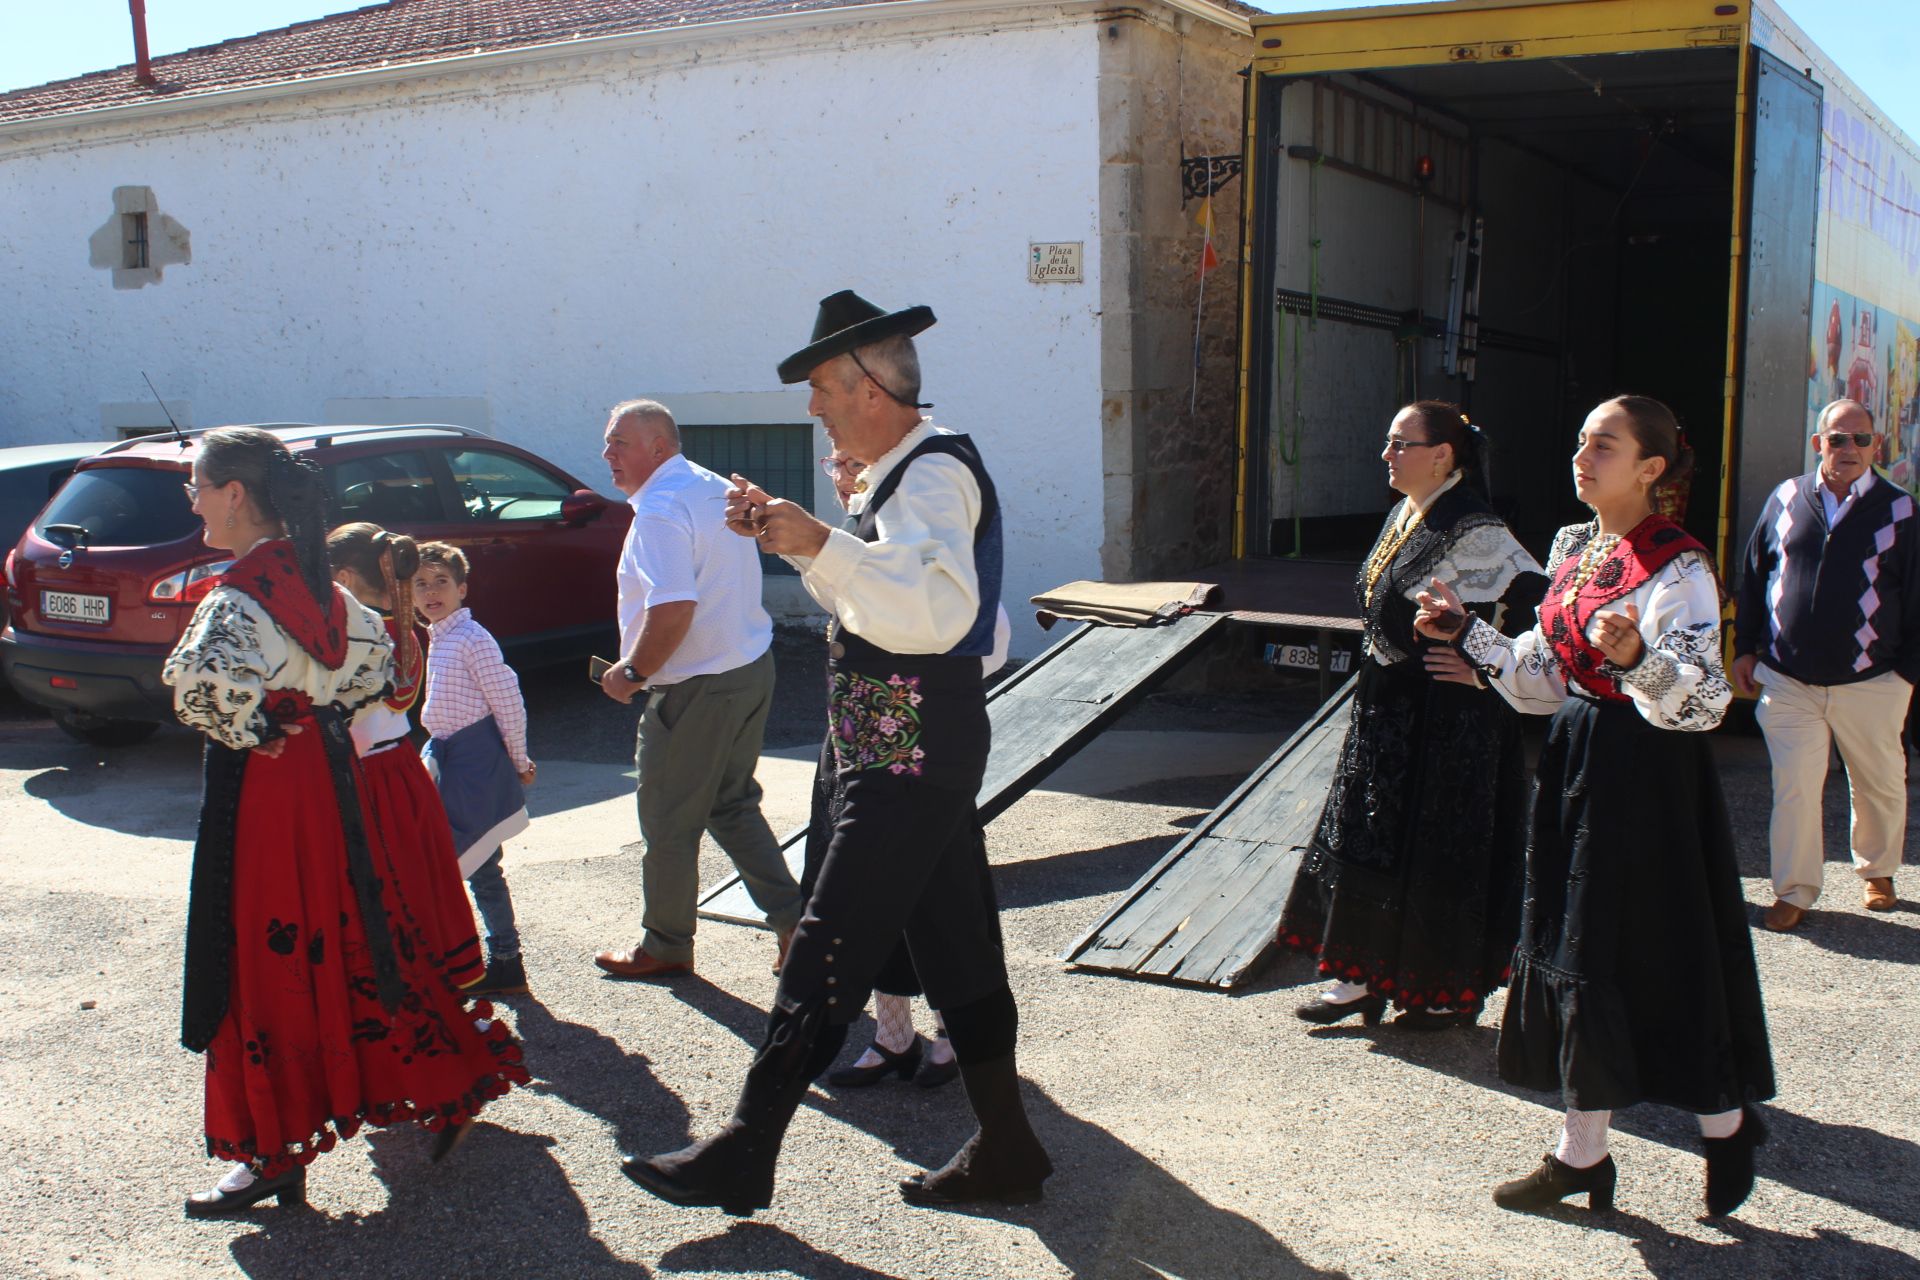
left=225, top=509, right=237, bottom=530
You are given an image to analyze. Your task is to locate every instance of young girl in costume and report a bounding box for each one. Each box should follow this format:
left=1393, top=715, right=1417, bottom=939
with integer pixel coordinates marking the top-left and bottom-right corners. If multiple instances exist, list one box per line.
left=164, top=429, right=526, bottom=1218
left=328, top=521, right=486, bottom=991
left=1415, top=396, right=1774, bottom=1217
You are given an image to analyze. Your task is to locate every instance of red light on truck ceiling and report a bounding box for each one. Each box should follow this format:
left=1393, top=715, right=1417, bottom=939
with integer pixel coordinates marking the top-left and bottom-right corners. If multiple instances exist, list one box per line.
left=1415, top=155, right=1435, bottom=181
left=51, top=676, right=79, bottom=689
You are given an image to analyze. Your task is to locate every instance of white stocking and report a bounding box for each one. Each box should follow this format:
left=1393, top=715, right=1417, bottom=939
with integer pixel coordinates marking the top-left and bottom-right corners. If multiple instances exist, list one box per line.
left=1555, top=1109, right=1612, bottom=1169
left=873, top=993, right=916, bottom=1054
left=1698, top=1108, right=1743, bottom=1139
left=215, top=1162, right=258, bottom=1193
left=1321, top=980, right=1370, bottom=1004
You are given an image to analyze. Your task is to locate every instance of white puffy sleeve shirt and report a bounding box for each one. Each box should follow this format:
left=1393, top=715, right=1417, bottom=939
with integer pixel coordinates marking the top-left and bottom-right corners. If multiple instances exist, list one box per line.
left=1461, top=547, right=1731, bottom=732
left=162, top=584, right=393, bottom=752
left=786, top=421, right=985, bottom=655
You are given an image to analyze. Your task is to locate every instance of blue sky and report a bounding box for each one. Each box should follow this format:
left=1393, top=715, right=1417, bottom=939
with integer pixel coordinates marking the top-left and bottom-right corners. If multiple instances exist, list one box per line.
left=1, top=0, right=1916, bottom=142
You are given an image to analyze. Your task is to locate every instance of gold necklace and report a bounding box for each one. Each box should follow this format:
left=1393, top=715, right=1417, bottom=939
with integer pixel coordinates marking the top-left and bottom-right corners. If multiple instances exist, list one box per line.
left=1560, top=532, right=1622, bottom=608
left=1363, top=500, right=1430, bottom=605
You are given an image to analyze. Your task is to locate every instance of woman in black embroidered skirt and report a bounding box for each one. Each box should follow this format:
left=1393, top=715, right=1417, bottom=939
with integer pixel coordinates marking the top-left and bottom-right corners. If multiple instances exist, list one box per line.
left=1417, top=396, right=1774, bottom=1218
left=1278, top=402, right=1545, bottom=1030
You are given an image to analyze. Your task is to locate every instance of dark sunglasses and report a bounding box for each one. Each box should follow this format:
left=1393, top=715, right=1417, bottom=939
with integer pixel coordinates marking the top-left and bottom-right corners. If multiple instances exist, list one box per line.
left=1822, top=431, right=1874, bottom=449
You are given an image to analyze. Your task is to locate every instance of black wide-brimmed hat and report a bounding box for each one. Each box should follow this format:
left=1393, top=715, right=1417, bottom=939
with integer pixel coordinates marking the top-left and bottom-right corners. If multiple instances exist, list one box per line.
left=776, top=289, right=936, bottom=385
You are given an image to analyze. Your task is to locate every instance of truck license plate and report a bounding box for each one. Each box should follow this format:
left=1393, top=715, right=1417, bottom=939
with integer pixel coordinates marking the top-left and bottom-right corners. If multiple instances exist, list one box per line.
left=42, top=590, right=112, bottom=625
left=1265, top=642, right=1351, bottom=673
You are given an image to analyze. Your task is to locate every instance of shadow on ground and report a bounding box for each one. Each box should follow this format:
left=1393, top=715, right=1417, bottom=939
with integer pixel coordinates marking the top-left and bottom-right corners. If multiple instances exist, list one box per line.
left=225, top=1127, right=651, bottom=1279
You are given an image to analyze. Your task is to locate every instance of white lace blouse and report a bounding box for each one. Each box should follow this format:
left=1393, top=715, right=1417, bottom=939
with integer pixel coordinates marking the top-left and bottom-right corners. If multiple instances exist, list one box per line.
left=162, top=584, right=393, bottom=752
left=1459, top=528, right=1731, bottom=732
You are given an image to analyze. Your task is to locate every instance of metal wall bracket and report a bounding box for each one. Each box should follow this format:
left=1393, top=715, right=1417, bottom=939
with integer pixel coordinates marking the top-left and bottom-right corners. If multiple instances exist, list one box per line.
left=1181, top=144, right=1244, bottom=207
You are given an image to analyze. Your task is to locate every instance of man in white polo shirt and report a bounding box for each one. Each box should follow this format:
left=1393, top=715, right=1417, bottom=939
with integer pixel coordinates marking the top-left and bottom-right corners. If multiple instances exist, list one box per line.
left=593, top=398, right=803, bottom=979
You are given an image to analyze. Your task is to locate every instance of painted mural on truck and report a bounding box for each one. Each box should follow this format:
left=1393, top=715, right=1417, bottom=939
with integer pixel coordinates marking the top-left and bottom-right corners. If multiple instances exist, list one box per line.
left=1802, top=92, right=1920, bottom=493
left=1807, top=280, right=1920, bottom=490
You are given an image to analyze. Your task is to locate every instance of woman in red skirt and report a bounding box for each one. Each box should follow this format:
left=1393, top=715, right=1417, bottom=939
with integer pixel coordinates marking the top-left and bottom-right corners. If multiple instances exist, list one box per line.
left=328, top=521, right=486, bottom=991
left=162, top=429, right=528, bottom=1218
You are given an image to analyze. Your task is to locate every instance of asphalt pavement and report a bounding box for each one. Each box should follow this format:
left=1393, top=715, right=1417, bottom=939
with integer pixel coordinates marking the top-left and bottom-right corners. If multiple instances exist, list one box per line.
left=1, top=634, right=1916, bottom=1279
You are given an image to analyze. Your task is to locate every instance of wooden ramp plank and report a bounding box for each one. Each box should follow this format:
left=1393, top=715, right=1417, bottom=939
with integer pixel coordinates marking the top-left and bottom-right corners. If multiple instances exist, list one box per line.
left=1060, top=677, right=1356, bottom=989
left=696, top=611, right=1229, bottom=927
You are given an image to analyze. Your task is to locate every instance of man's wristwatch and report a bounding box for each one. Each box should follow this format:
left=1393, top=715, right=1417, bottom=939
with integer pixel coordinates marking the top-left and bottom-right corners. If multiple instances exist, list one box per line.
left=622, top=662, right=643, bottom=684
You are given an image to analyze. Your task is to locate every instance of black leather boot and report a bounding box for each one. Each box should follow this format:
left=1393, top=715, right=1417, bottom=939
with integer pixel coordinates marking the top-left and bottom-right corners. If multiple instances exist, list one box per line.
left=900, top=1054, right=1053, bottom=1207
left=622, top=1001, right=845, bottom=1216
left=1492, top=1153, right=1616, bottom=1213
left=1703, top=1105, right=1767, bottom=1217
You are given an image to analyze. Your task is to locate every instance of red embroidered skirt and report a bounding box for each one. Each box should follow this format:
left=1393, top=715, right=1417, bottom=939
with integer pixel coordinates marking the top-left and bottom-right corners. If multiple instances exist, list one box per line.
left=359, top=743, right=484, bottom=989
left=203, top=731, right=527, bottom=1175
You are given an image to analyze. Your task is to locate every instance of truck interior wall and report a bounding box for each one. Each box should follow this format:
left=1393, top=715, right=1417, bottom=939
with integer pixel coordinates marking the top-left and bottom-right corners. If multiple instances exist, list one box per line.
left=1466, top=136, right=1620, bottom=550
left=1262, top=81, right=1467, bottom=541
left=1253, top=49, right=1738, bottom=562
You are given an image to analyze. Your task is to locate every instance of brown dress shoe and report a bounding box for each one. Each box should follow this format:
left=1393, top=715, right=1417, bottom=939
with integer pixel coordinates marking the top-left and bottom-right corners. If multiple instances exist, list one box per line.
left=1864, top=877, right=1897, bottom=912
left=595, top=945, right=692, bottom=980
left=1762, top=899, right=1806, bottom=932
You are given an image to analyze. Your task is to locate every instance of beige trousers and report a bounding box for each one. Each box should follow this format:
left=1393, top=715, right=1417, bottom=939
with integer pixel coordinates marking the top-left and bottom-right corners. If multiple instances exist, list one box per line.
left=1755, top=665, right=1911, bottom=907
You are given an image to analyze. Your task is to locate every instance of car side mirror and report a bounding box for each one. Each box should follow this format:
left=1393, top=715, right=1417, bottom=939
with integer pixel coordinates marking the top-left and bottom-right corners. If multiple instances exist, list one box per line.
left=560, top=489, right=609, bottom=527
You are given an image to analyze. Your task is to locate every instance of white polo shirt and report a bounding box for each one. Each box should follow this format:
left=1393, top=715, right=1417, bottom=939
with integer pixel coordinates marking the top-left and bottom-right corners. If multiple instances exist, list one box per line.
left=617, top=453, right=772, bottom=686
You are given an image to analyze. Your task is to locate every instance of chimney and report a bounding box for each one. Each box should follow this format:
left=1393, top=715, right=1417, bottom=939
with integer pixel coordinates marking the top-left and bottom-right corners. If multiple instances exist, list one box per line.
left=130, top=0, right=157, bottom=86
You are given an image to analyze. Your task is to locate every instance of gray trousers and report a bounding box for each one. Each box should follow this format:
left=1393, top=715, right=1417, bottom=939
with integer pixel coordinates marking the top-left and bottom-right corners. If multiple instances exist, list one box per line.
left=636, top=649, right=801, bottom=961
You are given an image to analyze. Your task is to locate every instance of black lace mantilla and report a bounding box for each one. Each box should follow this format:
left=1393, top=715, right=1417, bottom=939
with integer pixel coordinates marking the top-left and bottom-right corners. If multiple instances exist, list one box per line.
left=1358, top=486, right=1542, bottom=664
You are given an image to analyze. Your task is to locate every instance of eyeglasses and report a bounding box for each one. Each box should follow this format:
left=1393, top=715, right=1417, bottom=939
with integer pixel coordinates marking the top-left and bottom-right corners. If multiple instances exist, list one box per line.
left=1822, top=431, right=1874, bottom=449
left=1383, top=437, right=1440, bottom=454
left=820, top=456, right=851, bottom=478
left=182, top=482, right=199, bottom=501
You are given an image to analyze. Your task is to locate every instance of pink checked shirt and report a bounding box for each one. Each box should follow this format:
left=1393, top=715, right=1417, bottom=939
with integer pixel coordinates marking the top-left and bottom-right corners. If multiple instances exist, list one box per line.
left=422, top=607, right=531, bottom=772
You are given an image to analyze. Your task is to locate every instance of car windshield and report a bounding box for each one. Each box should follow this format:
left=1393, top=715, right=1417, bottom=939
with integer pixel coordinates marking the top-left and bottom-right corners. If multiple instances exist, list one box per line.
left=0, top=465, right=75, bottom=550
left=32, top=465, right=199, bottom=547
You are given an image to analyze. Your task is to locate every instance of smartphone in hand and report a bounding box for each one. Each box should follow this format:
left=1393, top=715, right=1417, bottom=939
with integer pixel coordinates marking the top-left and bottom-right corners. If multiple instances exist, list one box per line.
left=588, top=655, right=612, bottom=686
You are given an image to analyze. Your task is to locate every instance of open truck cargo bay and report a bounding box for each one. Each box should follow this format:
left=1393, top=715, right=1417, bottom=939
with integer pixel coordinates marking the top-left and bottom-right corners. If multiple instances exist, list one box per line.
left=1235, top=0, right=1920, bottom=580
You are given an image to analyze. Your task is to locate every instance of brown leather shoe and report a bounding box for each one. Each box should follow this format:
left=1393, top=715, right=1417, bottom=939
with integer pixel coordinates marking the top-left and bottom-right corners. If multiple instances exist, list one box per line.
left=1762, top=899, right=1806, bottom=932
left=595, top=945, right=692, bottom=980
left=772, top=930, right=794, bottom=975
left=1864, top=877, right=1897, bottom=912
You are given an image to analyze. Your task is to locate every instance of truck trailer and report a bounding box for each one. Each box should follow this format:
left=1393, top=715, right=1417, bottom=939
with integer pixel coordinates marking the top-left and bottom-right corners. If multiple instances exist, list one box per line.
left=1232, top=0, right=1920, bottom=596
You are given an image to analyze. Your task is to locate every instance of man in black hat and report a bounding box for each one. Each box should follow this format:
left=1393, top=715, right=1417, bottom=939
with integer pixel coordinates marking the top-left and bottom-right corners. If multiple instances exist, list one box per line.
left=620, top=290, right=1051, bottom=1214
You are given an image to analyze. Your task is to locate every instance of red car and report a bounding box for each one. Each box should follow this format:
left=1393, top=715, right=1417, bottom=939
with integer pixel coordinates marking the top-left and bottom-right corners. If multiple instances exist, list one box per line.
left=1, top=423, right=630, bottom=746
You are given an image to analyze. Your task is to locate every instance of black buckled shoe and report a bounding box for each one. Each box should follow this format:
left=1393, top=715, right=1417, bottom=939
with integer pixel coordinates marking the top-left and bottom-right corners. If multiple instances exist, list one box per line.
left=1703, top=1105, right=1768, bottom=1217
left=827, top=1036, right=923, bottom=1088
left=1294, top=992, right=1386, bottom=1026
left=184, top=1164, right=308, bottom=1218
left=1493, top=1153, right=1616, bottom=1213
left=914, top=1047, right=960, bottom=1089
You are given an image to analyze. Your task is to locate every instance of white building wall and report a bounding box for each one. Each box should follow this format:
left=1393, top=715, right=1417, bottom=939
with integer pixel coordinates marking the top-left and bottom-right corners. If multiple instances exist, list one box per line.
left=0, top=15, right=1105, bottom=655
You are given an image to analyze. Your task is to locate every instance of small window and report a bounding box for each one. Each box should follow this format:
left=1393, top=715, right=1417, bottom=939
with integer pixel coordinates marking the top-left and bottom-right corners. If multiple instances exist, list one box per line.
left=446, top=448, right=574, bottom=522
left=34, top=465, right=198, bottom=547
left=124, top=212, right=149, bottom=269
left=680, top=424, right=814, bottom=575
left=326, top=450, right=446, bottom=528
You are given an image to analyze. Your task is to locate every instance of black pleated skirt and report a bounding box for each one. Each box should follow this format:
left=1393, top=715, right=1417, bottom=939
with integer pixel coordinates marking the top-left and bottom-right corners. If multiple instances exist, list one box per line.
left=1497, top=697, right=1776, bottom=1114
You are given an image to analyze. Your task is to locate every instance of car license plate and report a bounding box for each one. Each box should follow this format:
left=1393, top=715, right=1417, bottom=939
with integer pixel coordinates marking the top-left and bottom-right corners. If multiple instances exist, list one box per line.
left=1265, top=641, right=1351, bottom=673
left=42, top=590, right=112, bottom=626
